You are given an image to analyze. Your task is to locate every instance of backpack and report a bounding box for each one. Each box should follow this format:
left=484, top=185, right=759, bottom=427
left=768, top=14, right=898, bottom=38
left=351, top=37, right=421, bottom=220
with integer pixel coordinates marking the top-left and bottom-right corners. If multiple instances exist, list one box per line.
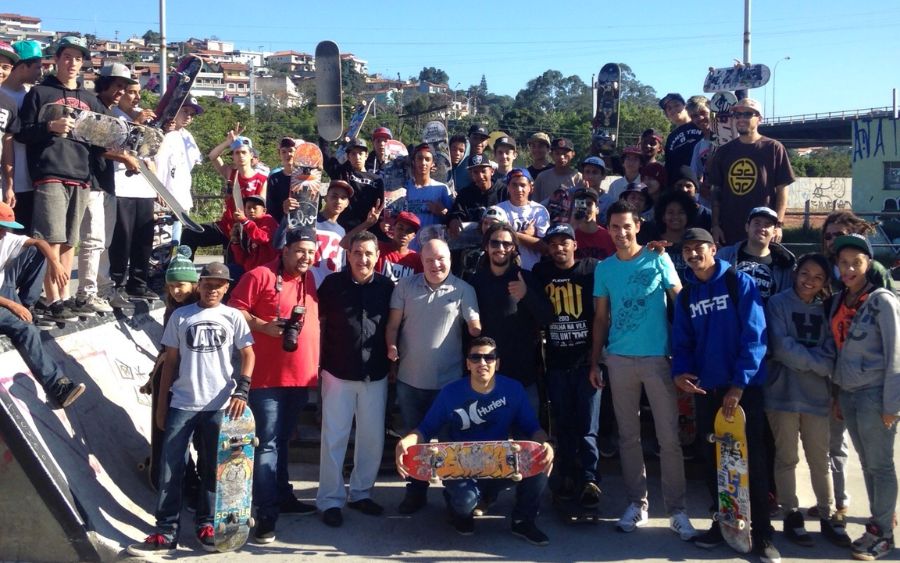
left=678, top=266, right=741, bottom=319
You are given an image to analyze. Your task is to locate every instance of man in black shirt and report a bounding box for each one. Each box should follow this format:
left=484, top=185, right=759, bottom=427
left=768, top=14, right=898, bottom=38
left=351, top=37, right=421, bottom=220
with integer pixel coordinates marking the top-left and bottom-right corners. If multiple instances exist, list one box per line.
left=659, top=93, right=702, bottom=188
left=320, top=136, right=384, bottom=235
left=266, top=137, right=299, bottom=225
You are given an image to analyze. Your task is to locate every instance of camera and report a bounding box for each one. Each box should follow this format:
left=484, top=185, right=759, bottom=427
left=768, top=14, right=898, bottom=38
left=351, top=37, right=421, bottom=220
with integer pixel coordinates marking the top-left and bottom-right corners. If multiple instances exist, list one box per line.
left=281, top=305, right=306, bottom=352
left=573, top=199, right=589, bottom=220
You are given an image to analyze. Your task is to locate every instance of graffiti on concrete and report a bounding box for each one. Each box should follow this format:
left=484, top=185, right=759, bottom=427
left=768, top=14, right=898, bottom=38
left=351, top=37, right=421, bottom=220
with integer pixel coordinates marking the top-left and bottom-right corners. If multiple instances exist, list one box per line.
left=853, top=118, right=899, bottom=162
left=787, top=177, right=852, bottom=211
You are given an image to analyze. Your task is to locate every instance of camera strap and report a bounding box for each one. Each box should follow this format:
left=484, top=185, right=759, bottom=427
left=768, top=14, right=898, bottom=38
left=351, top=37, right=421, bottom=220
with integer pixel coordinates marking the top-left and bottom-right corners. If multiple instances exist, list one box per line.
left=275, top=258, right=306, bottom=318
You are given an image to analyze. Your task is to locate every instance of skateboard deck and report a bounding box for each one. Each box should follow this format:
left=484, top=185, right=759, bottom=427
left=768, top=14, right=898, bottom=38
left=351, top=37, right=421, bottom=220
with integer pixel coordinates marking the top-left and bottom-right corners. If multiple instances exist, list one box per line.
left=214, top=408, right=256, bottom=552
left=287, top=142, right=324, bottom=230
left=423, top=120, right=450, bottom=183
left=135, top=160, right=203, bottom=232
left=709, top=406, right=752, bottom=554
left=676, top=389, right=697, bottom=446
left=704, top=63, right=770, bottom=93
left=152, top=55, right=203, bottom=129
left=592, top=63, right=621, bottom=153
left=38, top=103, right=164, bottom=158
left=709, top=91, right=739, bottom=148
left=402, top=439, right=547, bottom=483
left=315, top=40, right=343, bottom=142
left=335, top=99, right=375, bottom=164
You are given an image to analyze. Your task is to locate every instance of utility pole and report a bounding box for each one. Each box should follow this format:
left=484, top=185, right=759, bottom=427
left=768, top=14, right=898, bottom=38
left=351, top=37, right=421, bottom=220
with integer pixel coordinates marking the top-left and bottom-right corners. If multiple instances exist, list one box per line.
left=159, top=0, right=167, bottom=96
left=743, top=0, right=751, bottom=64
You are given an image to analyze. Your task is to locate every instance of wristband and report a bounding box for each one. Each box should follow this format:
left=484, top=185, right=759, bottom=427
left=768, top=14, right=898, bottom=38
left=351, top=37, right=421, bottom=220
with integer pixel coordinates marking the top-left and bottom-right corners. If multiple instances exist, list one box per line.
left=232, top=375, right=251, bottom=401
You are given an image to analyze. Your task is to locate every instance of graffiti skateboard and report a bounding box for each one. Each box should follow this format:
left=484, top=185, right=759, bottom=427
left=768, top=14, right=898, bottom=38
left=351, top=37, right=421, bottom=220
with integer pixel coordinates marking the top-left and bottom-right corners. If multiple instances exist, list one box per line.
left=315, top=40, right=343, bottom=142
left=38, top=104, right=164, bottom=159
left=287, top=142, right=324, bottom=230
left=704, top=63, right=770, bottom=93
left=152, top=54, right=203, bottom=129
left=422, top=120, right=450, bottom=183
left=708, top=406, right=752, bottom=554
left=402, top=439, right=547, bottom=483
left=676, top=389, right=697, bottom=446
left=214, top=408, right=257, bottom=552
left=335, top=99, right=375, bottom=164
left=592, top=63, right=621, bottom=155
left=709, top=91, right=739, bottom=148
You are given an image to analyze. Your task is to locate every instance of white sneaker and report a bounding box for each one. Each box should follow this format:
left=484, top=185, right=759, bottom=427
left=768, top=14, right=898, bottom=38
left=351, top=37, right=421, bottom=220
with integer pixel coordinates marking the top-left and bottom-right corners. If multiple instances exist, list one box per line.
left=84, top=294, right=114, bottom=314
left=616, top=503, right=648, bottom=532
left=670, top=511, right=699, bottom=540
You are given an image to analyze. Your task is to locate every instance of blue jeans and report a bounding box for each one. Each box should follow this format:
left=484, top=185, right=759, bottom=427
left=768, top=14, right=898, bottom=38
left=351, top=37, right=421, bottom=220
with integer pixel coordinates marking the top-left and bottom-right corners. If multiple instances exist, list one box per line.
left=444, top=473, right=547, bottom=522
left=249, top=386, right=309, bottom=521
left=546, top=365, right=600, bottom=487
left=839, top=386, right=898, bottom=533
left=396, top=381, right=441, bottom=495
left=155, top=408, right=221, bottom=537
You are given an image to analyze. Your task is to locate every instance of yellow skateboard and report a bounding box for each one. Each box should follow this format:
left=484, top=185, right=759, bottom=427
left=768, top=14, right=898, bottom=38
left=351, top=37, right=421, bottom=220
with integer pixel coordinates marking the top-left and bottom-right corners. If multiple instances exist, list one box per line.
left=708, top=406, right=752, bottom=554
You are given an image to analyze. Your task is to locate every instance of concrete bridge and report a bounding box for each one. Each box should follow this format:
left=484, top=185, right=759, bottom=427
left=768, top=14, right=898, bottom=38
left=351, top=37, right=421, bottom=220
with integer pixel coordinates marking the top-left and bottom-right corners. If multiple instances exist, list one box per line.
left=759, top=106, right=895, bottom=148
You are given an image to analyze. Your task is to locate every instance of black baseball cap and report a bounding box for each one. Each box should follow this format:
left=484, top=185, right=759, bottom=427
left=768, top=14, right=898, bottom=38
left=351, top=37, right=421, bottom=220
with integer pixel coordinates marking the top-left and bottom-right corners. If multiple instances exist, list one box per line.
left=466, top=154, right=492, bottom=169
left=551, top=138, right=575, bottom=152
left=659, top=93, right=686, bottom=110
left=199, top=262, right=232, bottom=281
left=468, top=125, right=490, bottom=138
left=346, top=137, right=368, bottom=152
left=833, top=234, right=874, bottom=258
left=543, top=223, right=576, bottom=242
left=682, top=228, right=716, bottom=245
left=573, top=188, right=599, bottom=203
left=493, top=136, right=517, bottom=150
left=285, top=227, right=317, bottom=246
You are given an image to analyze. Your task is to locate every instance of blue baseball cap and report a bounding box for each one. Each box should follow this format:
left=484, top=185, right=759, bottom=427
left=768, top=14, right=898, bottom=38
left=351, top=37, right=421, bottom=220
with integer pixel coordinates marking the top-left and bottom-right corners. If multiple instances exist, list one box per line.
left=230, top=136, right=253, bottom=151
left=543, top=222, right=576, bottom=242
left=506, top=168, right=533, bottom=183
left=580, top=156, right=608, bottom=171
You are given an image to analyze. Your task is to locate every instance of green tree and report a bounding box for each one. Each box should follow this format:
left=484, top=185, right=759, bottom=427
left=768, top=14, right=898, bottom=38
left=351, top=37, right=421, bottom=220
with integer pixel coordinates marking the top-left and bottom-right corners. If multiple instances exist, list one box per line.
left=141, top=29, right=161, bottom=46
left=618, top=100, right=671, bottom=146
left=619, top=63, right=659, bottom=106
left=123, top=51, right=141, bottom=63
left=790, top=147, right=852, bottom=177
left=418, top=67, right=449, bottom=85
left=513, top=70, right=591, bottom=113
left=341, top=60, right=365, bottom=96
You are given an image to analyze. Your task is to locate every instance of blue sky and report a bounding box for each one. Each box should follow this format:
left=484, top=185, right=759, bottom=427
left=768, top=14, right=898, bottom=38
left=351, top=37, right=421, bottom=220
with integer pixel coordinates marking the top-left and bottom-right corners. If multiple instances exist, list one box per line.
left=7, top=0, right=899, bottom=118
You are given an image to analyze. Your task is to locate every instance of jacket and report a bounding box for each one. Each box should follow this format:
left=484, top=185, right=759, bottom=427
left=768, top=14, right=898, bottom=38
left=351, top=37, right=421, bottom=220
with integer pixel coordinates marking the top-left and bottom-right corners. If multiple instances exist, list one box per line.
left=449, top=181, right=503, bottom=224
left=230, top=214, right=279, bottom=272
left=717, top=240, right=796, bottom=300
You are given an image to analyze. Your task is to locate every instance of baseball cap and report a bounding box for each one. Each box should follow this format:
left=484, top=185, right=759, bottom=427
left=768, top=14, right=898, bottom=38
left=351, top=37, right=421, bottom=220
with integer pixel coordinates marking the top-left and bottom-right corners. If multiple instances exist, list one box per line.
left=659, top=93, right=686, bottom=110
left=833, top=233, right=874, bottom=258
left=580, top=156, right=607, bottom=171
left=506, top=168, right=532, bottom=183
left=0, top=41, right=19, bottom=64
left=230, top=136, right=253, bottom=151
left=641, top=128, right=664, bottom=143
left=528, top=132, right=551, bottom=147
left=13, top=40, right=43, bottom=62
left=468, top=124, right=490, bottom=138
left=544, top=222, right=576, bottom=242
left=394, top=211, right=421, bottom=231
left=184, top=97, right=204, bottom=115
left=198, top=262, right=232, bottom=281
left=55, top=36, right=90, bottom=58
left=466, top=153, right=492, bottom=169
left=551, top=138, right=575, bottom=152
left=733, top=98, right=764, bottom=118
left=747, top=206, right=779, bottom=224
left=372, top=126, right=393, bottom=140
left=285, top=227, right=317, bottom=246
left=0, top=202, right=24, bottom=230
left=641, top=162, right=667, bottom=187
left=573, top=188, right=599, bottom=203
left=99, top=62, right=138, bottom=85
left=411, top=142, right=432, bottom=158
left=280, top=137, right=298, bottom=148
left=683, top=228, right=716, bottom=245
left=346, top=137, right=368, bottom=152
left=483, top=206, right=508, bottom=224
left=244, top=194, right=266, bottom=207
left=493, top=136, right=517, bottom=150
left=327, top=179, right=354, bottom=198
left=621, top=145, right=643, bottom=159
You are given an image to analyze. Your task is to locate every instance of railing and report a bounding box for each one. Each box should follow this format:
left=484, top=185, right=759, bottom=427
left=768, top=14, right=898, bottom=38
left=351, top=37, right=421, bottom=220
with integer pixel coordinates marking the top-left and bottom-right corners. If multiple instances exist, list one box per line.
left=762, top=107, right=894, bottom=126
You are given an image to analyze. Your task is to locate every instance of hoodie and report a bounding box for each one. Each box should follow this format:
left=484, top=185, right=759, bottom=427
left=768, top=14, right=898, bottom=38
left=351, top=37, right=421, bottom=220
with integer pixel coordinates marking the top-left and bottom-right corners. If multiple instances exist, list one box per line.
left=16, top=75, right=110, bottom=184
left=672, top=258, right=768, bottom=389
left=717, top=240, right=796, bottom=301
left=764, top=288, right=833, bottom=416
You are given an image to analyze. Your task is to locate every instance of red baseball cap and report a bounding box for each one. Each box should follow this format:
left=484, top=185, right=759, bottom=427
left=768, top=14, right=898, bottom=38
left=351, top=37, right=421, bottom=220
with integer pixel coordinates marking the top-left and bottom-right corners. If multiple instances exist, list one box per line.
left=394, top=211, right=421, bottom=231
left=0, top=202, right=24, bottom=230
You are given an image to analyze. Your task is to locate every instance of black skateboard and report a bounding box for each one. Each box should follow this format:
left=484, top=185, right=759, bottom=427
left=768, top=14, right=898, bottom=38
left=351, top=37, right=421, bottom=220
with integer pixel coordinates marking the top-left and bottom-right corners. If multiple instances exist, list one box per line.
left=315, top=41, right=343, bottom=142
left=592, top=63, right=621, bottom=155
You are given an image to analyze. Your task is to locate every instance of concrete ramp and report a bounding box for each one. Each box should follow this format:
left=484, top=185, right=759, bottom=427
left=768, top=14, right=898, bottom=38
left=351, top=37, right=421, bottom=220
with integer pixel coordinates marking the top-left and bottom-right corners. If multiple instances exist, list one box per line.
left=0, top=307, right=164, bottom=561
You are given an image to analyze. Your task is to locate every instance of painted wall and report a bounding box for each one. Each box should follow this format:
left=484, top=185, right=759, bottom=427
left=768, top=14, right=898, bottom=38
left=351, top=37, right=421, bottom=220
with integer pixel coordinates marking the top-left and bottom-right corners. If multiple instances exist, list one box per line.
left=786, top=177, right=852, bottom=211
left=851, top=117, right=900, bottom=213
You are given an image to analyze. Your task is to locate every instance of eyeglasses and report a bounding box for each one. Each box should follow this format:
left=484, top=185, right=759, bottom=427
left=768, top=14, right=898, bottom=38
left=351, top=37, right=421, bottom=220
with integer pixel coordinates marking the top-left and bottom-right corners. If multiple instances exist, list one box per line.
left=488, top=239, right=514, bottom=250
left=467, top=353, right=497, bottom=363
left=824, top=231, right=849, bottom=241
left=732, top=111, right=759, bottom=119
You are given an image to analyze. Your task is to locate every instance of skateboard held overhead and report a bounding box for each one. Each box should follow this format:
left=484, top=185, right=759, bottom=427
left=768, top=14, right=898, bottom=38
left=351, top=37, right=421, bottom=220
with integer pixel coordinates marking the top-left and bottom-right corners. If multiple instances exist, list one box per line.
left=708, top=406, right=752, bottom=554
left=402, top=439, right=548, bottom=483
left=214, top=408, right=257, bottom=552
left=704, top=63, right=770, bottom=93
left=592, top=63, right=621, bottom=155
left=315, top=41, right=343, bottom=142
left=152, top=55, right=203, bottom=129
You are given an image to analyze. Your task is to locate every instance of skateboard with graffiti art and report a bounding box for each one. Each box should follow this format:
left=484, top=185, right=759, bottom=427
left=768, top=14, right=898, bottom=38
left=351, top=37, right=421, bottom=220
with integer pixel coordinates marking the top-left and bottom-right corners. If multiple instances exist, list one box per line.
left=286, top=142, right=324, bottom=231
left=213, top=408, right=257, bottom=552
left=38, top=103, right=164, bottom=159
left=152, top=55, right=203, bottom=129
left=704, top=63, right=770, bottom=94
left=402, top=439, right=547, bottom=483
left=592, top=63, right=621, bottom=154
left=708, top=406, right=752, bottom=554
left=335, top=99, right=375, bottom=164
left=423, top=120, right=450, bottom=184
left=709, top=91, right=739, bottom=148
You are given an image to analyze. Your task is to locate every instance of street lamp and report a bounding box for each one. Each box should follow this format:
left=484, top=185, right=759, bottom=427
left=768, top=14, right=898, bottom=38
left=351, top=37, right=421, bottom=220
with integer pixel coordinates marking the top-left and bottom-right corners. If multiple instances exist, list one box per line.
left=771, top=56, right=790, bottom=118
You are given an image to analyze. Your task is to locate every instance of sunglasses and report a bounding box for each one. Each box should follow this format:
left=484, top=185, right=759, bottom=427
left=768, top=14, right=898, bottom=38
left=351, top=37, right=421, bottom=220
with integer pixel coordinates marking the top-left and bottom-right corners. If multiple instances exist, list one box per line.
left=732, top=111, right=759, bottom=119
left=824, top=231, right=849, bottom=241
left=489, top=239, right=515, bottom=250
left=467, top=353, right=498, bottom=363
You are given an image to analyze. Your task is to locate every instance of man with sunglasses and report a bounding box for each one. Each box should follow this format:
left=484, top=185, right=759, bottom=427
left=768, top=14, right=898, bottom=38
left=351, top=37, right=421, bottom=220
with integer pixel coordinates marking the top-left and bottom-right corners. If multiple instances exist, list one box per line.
left=395, top=336, right=554, bottom=545
left=707, top=98, right=794, bottom=246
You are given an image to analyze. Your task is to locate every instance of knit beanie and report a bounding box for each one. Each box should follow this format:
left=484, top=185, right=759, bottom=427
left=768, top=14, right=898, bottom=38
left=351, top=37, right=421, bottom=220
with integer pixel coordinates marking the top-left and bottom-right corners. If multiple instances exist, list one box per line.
left=166, top=245, right=199, bottom=283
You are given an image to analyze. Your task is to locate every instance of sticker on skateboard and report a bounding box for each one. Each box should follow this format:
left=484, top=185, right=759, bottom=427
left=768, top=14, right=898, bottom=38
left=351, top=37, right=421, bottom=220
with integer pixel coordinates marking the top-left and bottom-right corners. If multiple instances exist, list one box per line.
left=402, top=439, right=548, bottom=483
left=213, top=408, right=257, bottom=552
left=315, top=40, right=343, bottom=142
left=423, top=120, right=450, bottom=183
left=709, top=91, right=739, bottom=148
left=288, top=142, right=324, bottom=230
left=336, top=99, right=375, bottom=164
left=38, top=103, right=164, bottom=158
left=704, top=63, right=770, bottom=93
left=152, top=55, right=203, bottom=129
left=708, top=406, right=752, bottom=554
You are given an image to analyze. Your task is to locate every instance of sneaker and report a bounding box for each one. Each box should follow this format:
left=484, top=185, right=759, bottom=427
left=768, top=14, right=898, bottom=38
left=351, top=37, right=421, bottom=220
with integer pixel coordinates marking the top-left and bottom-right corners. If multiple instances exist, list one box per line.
left=347, top=498, right=383, bottom=516
left=398, top=491, right=427, bottom=515
left=322, top=507, right=343, bottom=527
left=452, top=513, right=474, bottom=536
left=253, top=517, right=276, bottom=544
left=65, top=297, right=97, bottom=318
left=768, top=492, right=782, bottom=517
left=670, top=511, right=699, bottom=541
left=45, top=300, right=78, bottom=322
left=50, top=378, right=85, bottom=408
left=28, top=306, right=55, bottom=329
left=196, top=524, right=215, bottom=552
left=279, top=496, right=316, bottom=515
left=784, top=509, right=814, bottom=547
left=127, top=286, right=160, bottom=300
left=511, top=520, right=549, bottom=546
left=79, top=294, right=114, bottom=314
left=755, top=538, right=782, bottom=563
left=126, top=533, right=176, bottom=556
left=695, top=521, right=725, bottom=549
left=853, top=534, right=895, bottom=561
left=109, top=287, right=134, bottom=309
left=821, top=513, right=852, bottom=548
left=579, top=482, right=601, bottom=509
left=616, top=503, right=649, bottom=533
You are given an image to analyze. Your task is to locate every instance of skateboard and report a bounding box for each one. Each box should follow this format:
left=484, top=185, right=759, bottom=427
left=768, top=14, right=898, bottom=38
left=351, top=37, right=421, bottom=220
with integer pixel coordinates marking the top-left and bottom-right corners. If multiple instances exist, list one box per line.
left=213, top=408, right=257, bottom=552
left=315, top=40, right=343, bottom=142
left=709, top=91, right=739, bottom=148
left=402, top=439, right=548, bottom=483
left=152, top=55, right=203, bottom=129
left=708, top=406, right=752, bottom=554
left=676, top=389, right=697, bottom=446
left=422, top=120, right=450, bottom=183
left=38, top=103, right=164, bottom=158
left=704, top=63, right=770, bottom=93
left=592, top=63, right=621, bottom=154
left=135, top=159, right=203, bottom=232
left=335, top=99, right=375, bottom=164
left=287, top=142, right=324, bottom=230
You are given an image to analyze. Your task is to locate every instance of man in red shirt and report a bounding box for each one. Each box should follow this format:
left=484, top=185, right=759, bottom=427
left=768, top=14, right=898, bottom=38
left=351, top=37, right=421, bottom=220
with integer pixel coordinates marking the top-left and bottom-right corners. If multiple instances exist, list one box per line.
left=571, top=189, right=615, bottom=260
left=229, top=227, right=319, bottom=543
left=376, top=211, right=423, bottom=283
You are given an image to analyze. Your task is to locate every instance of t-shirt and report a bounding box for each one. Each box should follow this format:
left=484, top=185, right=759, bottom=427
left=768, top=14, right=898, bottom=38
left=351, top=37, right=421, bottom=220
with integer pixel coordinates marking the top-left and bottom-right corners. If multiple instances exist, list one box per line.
left=735, top=249, right=775, bottom=300
left=215, top=169, right=267, bottom=235
left=0, top=231, right=27, bottom=288
left=533, top=168, right=582, bottom=203
left=497, top=200, right=550, bottom=270
left=311, top=218, right=345, bottom=288
left=390, top=273, right=480, bottom=390
left=389, top=178, right=453, bottom=233
left=664, top=122, right=704, bottom=185
left=527, top=162, right=554, bottom=180
left=707, top=136, right=795, bottom=245
left=266, top=168, right=291, bottom=225
left=0, top=91, right=20, bottom=179
left=593, top=247, right=679, bottom=356
left=416, top=375, right=541, bottom=442
left=155, top=129, right=202, bottom=211
left=690, top=137, right=714, bottom=184
left=575, top=227, right=615, bottom=261
left=111, top=107, right=155, bottom=198
left=532, top=258, right=598, bottom=369
left=376, top=242, right=422, bottom=283
left=228, top=259, right=320, bottom=388
left=0, top=86, right=30, bottom=193
left=160, top=303, right=253, bottom=411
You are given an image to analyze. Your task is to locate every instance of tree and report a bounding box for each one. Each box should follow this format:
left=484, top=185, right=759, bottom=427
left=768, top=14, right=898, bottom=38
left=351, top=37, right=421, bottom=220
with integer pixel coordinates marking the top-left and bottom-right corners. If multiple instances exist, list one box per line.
left=790, top=147, right=852, bottom=177
left=619, top=63, right=659, bottom=107
left=478, top=75, right=488, bottom=96
left=513, top=70, right=591, bottom=114
left=123, top=51, right=141, bottom=63
left=341, top=59, right=365, bottom=96
left=418, top=67, right=449, bottom=85
left=84, top=33, right=97, bottom=48
left=142, top=29, right=161, bottom=46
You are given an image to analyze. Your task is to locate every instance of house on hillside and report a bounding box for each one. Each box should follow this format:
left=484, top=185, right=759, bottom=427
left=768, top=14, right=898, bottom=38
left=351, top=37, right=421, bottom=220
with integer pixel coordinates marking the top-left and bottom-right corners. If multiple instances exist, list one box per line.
left=267, top=51, right=315, bottom=78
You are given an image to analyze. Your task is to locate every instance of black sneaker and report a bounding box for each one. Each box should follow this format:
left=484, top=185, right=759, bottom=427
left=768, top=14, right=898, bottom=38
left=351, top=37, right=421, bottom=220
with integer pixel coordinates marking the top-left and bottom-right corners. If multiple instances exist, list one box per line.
left=50, top=378, right=85, bottom=408
left=784, top=509, right=814, bottom=547
left=196, top=524, right=215, bottom=552
left=322, top=507, right=343, bottom=527
left=579, top=482, right=601, bottom=509
left=109, top=287, right=135, bottom=309
left=65, top=297, right=97, bottom=318
left=253, top=517, right=276, bottom=544
left=347, top=498, right=384, bottom=516
left=398, top=491, right=427, bottom=514
left=755, top=538, right=782, bottom=563
left=279, top=496, right=316, bottom=515
left=127, top=286, right=160, bottom=300
left=511, top=520, right=549, bottom=546
left=695, top=521, right=724, bottom=549
left=126, top=533, right=176, bottom=556
left=821, top=513, right=852, bottom=548
left=45, top=300, right=78, bottom=322
left=452, top=513, right=474, bottom=536
left=28, top=306, right=55, bottom=329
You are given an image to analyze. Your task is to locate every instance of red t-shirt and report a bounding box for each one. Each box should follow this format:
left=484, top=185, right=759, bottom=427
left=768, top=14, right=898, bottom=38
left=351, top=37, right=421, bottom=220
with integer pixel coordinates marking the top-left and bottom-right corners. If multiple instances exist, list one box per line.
left=228, top=258, right=319, bottom=388
left=376, top=242, right=423, bottom=283
left=831, top=292, right=868, bottom=352
left=575, top=226, right=616, bottom=260
left=216, top=169, right=268, bottom=235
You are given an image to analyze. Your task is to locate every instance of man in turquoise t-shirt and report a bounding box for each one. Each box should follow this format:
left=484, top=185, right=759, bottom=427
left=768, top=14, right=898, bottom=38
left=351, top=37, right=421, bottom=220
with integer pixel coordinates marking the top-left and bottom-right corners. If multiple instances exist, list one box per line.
left=589, top=200, right=697, bottom=542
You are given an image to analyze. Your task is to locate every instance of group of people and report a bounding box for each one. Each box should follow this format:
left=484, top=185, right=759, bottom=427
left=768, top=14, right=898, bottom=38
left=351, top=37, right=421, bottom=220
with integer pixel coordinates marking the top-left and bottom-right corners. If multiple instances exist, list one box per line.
left=0, top=36, right=897, bottom=563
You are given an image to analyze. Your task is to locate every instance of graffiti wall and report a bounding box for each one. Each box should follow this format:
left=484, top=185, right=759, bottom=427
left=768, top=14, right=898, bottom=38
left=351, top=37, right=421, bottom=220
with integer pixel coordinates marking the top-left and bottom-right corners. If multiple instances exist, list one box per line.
left=851, top=117, right=900, bottom=213
left=786, top=177, right=852, bottom=211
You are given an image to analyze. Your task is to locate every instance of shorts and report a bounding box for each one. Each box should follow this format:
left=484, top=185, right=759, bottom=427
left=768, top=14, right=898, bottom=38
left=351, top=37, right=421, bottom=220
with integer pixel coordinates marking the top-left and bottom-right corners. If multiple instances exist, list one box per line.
left=32, top=181, right=91, bottom=246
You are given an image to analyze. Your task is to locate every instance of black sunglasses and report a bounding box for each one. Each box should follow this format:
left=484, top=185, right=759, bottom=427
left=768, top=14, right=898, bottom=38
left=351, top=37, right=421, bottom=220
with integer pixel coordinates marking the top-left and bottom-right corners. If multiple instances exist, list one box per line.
left=488, top=239, right=515, bottom=250
left=467, top=353, right=498, bottom=363
left=732, top=111, right=759, bottom=119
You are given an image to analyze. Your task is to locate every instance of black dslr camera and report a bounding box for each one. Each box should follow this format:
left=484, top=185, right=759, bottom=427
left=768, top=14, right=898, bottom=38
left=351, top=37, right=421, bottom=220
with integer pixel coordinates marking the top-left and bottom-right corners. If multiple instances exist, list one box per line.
left=280, top=305, right=306, bottom=352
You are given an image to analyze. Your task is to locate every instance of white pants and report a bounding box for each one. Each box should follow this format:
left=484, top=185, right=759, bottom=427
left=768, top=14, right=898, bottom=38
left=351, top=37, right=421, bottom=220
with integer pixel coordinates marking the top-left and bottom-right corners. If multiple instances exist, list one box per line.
left=316, top=370, right=387, bottom=510
left=77, top=190, right=116, bottom=297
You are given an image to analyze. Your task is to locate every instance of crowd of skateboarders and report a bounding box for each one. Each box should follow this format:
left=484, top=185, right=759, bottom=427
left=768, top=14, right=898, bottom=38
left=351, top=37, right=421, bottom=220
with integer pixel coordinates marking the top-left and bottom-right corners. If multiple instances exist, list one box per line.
left=0, top=36, right=898, bottom=562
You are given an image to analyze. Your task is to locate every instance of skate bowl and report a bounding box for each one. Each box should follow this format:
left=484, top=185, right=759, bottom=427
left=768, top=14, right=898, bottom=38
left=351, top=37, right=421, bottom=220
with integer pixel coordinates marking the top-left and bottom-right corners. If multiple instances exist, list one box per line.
left=0, top=304, right=163, bottom=562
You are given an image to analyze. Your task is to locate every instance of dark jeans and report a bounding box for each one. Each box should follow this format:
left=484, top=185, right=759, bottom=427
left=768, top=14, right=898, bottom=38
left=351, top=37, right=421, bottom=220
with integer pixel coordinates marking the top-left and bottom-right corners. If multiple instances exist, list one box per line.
left=546, top=365, right=600, bottom=487
left=444, top=473, right=547, bottom=522
left=110, top=197, right=155, bottom=291
left=155, top=408, right=221, bottom=538
left=249, top=386, right=309, bottom=522
left=396, top=381, right=441, bottom=495
left=696, top=385, right=771, bottom=541
left=181, top=223, right=226, bottom=259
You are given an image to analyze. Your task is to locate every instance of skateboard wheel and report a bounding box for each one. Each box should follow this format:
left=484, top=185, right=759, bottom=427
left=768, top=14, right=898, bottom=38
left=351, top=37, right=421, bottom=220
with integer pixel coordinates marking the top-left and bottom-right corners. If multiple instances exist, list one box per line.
left=221, top=440, right=229, bottom=450
left=429, top=477, right=440, bottom=485
left=248, top=517, right=255, bottom=528
left=733, top=441, right=743, bottom=451
left=712, top=512, right=721, bottom=522
left=511, top=472, right=523, bottom=482
left=429, top=438, right=439, bottom=443
left=509, top=441, right=522, bottom=452
left=252, top=437, right=259, bottom=448
left=428, top=446, right=439, bottom=454
left=216, top=522, right=225, bottom=534
left=707, top=433, right=716, bottom=443
left=737, top=519, right=746, bottom=530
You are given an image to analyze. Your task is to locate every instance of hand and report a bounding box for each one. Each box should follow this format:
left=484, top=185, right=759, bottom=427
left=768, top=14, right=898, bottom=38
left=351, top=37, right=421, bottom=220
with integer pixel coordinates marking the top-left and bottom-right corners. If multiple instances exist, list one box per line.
left=155, top=403, right=167, bottom=431
left=5, top=301, right=32, bottom=323
left=227, top=122, right=243, bottom=143
left=426, top=200, right=446, bottom=216
left=646, top=239, right=672, bottom=255
left=3, top=188, right=15, bottom=208
left=674, top=373, right=706, bottom=395
left=539, top=442, right=555, bottom=476
left=135, top=109, right=157, bottom=124
left=722, top=386, right=744, bottom=421
left=448, top=218, right=462, bottom=238
left=226, top=396, right=247, bottom=420
left=711, top=225, right=726, bottom=246
left=122, top=154, right=140, bottom=174
left=507, top=271, right=527, bottom=302
left=387, top=344, right=399, bottom=362
left=233, top=209, right=247, bottom=223
left=47, top=116, right=75, bottom=136
left=395, top=433, right=419, bottom=478
left=521, top=220, right=536, bottom=237
left=773, top=225, right=783, bottom=244
left=259, top=320, right=284, bottom=339
left=48, top=260, right=70, bottom=291
left=282, top=197, right=299, bottom=214
left=365, top=199, right=384, bottom=227
left=588, top=364, right=606, bottom=390
left=883, top=414, right=899, bottom=429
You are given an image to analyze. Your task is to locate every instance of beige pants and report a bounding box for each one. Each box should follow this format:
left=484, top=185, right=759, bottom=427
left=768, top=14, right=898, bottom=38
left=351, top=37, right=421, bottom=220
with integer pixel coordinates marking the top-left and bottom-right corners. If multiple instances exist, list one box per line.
left=766, top=409, right=834, bottom=517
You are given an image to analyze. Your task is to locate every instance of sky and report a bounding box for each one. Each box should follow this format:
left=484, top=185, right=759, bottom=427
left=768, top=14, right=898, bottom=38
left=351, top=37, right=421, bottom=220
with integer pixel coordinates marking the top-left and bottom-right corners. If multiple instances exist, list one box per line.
left=7, top=0, right=900, bottom=119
